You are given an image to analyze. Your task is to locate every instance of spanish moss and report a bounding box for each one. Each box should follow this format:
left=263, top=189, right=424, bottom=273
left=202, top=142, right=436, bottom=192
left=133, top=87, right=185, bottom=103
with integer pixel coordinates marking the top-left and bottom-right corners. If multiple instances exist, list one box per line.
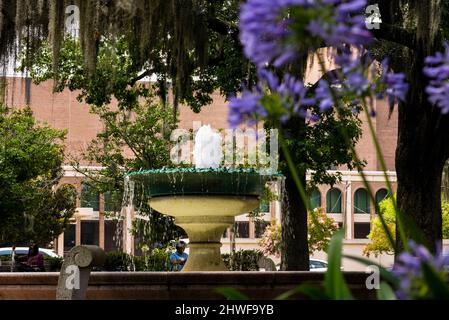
left=0, top=0, right=215, bottom=107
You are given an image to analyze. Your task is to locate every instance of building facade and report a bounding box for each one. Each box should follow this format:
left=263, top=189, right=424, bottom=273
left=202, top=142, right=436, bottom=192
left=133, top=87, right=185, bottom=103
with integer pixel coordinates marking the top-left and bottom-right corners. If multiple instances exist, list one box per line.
left=2, top=57, right=407, bottom=270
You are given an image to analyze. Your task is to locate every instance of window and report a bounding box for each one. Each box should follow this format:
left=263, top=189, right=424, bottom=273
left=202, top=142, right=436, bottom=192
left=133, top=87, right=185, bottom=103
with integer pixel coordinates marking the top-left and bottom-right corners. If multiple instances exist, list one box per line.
left=104, top=190, right=121, bottom=212
left=354, top=223, right=371, bottom=239
left=354, top=188, right=370, bottom=213
left=326, top=188, right=342, bottom=213
left=235, top=221, right=250, bottom=238
left=105, top=220, right=122, bottom=252
left=259, top=201, right=270, bottom=213
left=81, top=221, right=99, bottom=245
left=255, top=220, right=270, bottom=238
left=310, top=260, right=327, bottom=269
left=309, top=188, right=321, bottom=209
left=375, top=188, right=389, bottom=209
left=80, top=183, right=100, bottom=211
left=64, top=224, right=76, bottom=251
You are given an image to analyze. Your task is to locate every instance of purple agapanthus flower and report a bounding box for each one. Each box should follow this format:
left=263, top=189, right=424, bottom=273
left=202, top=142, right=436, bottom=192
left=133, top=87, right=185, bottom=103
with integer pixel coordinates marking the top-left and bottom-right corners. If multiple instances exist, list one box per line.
left=393, top=241, right=449, bottom=300
left=231, top=0, right=408, bottom=128
left=228, top=90, right=266, bottom=128
left=315, top=80, right=335, bottom=111
left=307, top=0, right=373, bottom=48
left=423, top=43, right=449, bottom=114
left=239, top=0, right=315, bottom=68
left=376, top=59, right=409, bottom=108
left=239, top=0, right=371, bottom=68
left=228, top=69, right=317, bottom=127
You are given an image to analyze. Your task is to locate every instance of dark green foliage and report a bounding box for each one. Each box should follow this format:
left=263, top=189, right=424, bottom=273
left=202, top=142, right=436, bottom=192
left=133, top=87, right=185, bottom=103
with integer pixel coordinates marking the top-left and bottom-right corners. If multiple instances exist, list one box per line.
left=102, top=250, right=170, bottom=272
left=222, top=249, right=263, bottom=271
left=44, top=256, right=64, bottom=272
left=0, top=106, right=75, bottom=246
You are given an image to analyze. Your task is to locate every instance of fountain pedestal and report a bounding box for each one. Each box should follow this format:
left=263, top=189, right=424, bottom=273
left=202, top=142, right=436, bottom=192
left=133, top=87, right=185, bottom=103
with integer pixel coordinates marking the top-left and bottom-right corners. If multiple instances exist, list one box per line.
left=149, top=195, right=260, bottom=271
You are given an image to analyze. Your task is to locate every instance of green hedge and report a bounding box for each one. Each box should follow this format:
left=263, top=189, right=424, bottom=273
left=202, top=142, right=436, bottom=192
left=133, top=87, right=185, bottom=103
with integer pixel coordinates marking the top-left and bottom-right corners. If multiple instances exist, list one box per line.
left=44, top=256, right=63, bottom=271
left=103, top=250, right=171, bottom=271
left=222, top=249, right=263, bottom=271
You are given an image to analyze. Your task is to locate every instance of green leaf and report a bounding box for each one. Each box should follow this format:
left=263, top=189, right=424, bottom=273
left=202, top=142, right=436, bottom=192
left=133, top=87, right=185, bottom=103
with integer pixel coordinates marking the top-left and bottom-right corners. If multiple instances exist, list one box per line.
left=421, top=262, right=449, bottom=299
left=377, top=282, right=397, bottom=300
left=215, top=287, right=250, bottom=300
left=275, top=284, right=330, bottom=300
left=324, top=229, right=354, bottom=300
left=343, top=254, right=399, bottom=287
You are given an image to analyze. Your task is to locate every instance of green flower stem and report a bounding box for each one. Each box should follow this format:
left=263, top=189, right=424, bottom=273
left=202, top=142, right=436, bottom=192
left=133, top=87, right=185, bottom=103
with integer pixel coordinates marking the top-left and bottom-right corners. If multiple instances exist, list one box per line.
left=361, top=100, right=408, bottom=250
left=278, top=129, right=311, bottom=212
left=315, top=54, right=397, bottom=251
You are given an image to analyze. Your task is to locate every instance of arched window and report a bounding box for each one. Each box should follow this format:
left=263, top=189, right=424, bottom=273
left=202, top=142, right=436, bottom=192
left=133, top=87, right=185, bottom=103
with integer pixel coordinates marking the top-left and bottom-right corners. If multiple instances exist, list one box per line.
left=326, top=188, right=342, bottom=213
left=375, top=188, right=389, bottom=206
left=354, top=188, right=370, bottom=214
left=80, top=183, right=100, bottom=211
left=309, top=189, right=321, bottom=209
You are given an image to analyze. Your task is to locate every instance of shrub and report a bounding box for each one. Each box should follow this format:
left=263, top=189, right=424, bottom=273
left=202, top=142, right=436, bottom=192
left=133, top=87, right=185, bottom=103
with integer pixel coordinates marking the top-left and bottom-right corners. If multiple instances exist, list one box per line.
left=258, top=208, right=338, bottom=257
left=0, top=255, right=11, bottom=262
left=103, top=252, right=134, bottom=271
left=222, top=249, right=263, bottom=271
left=103, top=249, right=171, bottom=271
left=364, top=198, right=449, bottom=257
left=258, top=219, right=282, bottom=258
left=44, top=256, right=63, bottom=271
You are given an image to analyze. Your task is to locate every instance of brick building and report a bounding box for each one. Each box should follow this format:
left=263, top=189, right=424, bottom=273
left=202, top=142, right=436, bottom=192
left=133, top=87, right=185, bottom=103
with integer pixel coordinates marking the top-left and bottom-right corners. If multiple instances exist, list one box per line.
left=2, top=53, right=402, bottom=270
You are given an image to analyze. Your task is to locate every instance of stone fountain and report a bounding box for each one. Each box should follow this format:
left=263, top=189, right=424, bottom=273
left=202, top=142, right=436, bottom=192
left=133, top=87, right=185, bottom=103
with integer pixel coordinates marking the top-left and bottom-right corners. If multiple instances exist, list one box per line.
left=128, top=125, right=266, bottom=271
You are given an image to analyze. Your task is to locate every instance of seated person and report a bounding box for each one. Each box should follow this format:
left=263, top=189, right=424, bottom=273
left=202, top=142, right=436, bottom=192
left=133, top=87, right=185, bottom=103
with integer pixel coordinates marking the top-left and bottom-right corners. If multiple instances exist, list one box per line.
left=170, top=241, right=188, bottom=271
left=18, top=244, right=45, bottom=272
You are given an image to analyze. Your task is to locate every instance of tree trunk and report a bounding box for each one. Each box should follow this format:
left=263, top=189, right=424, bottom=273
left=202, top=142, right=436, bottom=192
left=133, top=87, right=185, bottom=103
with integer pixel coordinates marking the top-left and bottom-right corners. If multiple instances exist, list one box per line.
left=281, top=172, right=310, bottom=270
left=393, top=0, right=449, bottom=254
left=280, top=114, right=309, bottom=271
left=395, top=56, right=449, bottom=253
left=374, top=0, right=449, bottom=255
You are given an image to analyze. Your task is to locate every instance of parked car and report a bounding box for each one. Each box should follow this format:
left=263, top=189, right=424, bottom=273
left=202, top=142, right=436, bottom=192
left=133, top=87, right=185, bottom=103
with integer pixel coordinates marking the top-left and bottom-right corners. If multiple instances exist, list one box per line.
left=275, top=258, right=330, bottom=271
left=309, top=259, right=328, bottom=272
left=0, top=247, right=59, bottom=259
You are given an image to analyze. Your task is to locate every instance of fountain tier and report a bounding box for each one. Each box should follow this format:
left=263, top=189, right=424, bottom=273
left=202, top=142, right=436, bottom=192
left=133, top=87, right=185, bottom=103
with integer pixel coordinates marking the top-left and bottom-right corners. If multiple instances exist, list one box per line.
left=128, top=169, right=266, bottom=271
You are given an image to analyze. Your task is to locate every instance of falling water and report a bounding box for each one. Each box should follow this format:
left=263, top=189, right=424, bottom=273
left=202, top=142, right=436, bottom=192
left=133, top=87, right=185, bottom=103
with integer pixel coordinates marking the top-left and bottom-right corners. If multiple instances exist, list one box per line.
left=111, top=175, right=136, bottom=271
left=279, top=176, right=288, bottom=271
left=194, top=125, right=223, bottom=169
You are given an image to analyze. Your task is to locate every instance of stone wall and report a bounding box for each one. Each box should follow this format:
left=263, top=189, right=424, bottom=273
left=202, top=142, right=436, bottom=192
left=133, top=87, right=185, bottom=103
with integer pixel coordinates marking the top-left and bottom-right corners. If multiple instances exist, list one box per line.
left=0, top=272, right=375, bottom=300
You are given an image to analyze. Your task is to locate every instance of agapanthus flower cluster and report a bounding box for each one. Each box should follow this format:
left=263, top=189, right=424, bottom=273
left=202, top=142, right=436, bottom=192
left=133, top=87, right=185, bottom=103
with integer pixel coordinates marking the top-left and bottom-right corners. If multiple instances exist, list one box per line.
left=375, top=59, right=410, bottom=108
left=228, top=90, right=266, bottom=128
left=229, top=69, right=317, bottom=127
left=230, top=0, right=409, bottom=128
left=307, top=0, right=372, bottom=48
left=239, top=0, right=316, bottom=68
left=393, top=241, right=449, bottom=300
left=423, top=42, right=449, bottom=114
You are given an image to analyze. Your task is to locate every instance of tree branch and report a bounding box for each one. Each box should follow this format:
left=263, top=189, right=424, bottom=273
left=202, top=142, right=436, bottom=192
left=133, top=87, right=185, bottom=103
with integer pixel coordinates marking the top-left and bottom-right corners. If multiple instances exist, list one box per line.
left=207, top=17, right=240, bottom=44
left=129, top=69, right=152, bottom=86
left=372, top=23, right=416, bottom=50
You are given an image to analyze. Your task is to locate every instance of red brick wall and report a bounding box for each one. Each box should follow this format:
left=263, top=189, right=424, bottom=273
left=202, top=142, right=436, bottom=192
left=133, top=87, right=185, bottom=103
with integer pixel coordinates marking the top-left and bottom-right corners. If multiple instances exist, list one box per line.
left=3, top=76, right=399, bottom=171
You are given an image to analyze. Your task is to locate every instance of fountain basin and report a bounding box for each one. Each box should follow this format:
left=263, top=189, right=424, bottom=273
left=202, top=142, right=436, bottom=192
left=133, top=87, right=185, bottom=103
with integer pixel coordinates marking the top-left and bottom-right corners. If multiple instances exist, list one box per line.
left=128, top=169, right=268, bottom=271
